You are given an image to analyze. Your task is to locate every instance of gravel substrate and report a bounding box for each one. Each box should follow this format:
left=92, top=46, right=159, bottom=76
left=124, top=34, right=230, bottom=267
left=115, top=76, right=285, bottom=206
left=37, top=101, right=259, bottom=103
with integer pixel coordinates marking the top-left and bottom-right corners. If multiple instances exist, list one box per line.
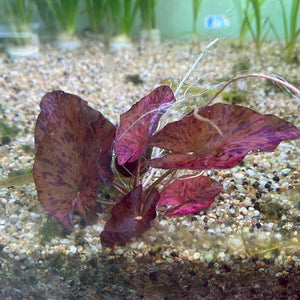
left=0, top=38, right=299, bottom=299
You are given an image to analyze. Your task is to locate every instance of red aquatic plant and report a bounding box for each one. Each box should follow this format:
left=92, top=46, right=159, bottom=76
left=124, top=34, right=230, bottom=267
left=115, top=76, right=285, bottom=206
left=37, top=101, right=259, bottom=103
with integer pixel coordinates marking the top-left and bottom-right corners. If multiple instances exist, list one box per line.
left=33, top=80, right=300, bottom=247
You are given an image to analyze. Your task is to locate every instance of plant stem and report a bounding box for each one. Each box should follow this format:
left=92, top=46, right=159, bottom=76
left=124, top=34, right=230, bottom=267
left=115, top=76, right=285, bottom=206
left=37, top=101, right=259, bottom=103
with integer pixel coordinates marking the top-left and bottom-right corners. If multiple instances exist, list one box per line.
left=145, top=169, right=176, bottom=193
left=251, top=241, right=300, bottom=256
left=174, top=38, right=219, bottom=98
left=208, top=73, right=300, bottom=105
left=112, top=180, right=129, bottom=195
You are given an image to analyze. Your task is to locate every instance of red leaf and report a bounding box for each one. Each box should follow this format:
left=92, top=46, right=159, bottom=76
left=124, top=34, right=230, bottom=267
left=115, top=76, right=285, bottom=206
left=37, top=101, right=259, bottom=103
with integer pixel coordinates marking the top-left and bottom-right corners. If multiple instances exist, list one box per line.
left=114, top=147, right=153, bottom=177
left=147, top=103, right=300, bottom=169
left=115, top=85, right=175, bottom=165
left=158, top=175, right=223, bottom=216
left=100, top=185, right=160, bottom=247
left=33, top=91, right=116, bottom=228
left=34, top=90, right=61, bottom=148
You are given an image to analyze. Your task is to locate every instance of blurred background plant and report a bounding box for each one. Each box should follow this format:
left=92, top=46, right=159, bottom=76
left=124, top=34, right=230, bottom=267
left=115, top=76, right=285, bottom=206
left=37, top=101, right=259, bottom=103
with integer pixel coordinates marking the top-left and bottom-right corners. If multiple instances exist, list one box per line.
left=140, top=0, right=158, bottom=31
left=45, top=0, right=79, bottom=37
left=0, top=0, right=298, bottom=61
left=34, top=0, right=57, bottom=42
left=234, top=0, right=269, bottom=54
left=107, top=0, right=139, bottom=38
left=85, top=0, right=108, bottom=34
left=192, top=0, right=202, bottom=36
left=139, top=0, right=160, bottom=42
left=279, top=0, right=300, bottom=63
left=2, top=0, right=35, bottom=46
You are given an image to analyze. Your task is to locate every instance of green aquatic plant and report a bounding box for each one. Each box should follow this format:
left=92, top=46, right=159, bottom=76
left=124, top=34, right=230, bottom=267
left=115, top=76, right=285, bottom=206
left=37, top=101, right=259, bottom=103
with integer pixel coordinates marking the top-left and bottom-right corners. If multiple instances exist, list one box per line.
left=0, top=121, right=19, bottom=140
left=45, top=0, right=79, bottom=36
left=140, top=0, right=158, bottom=31
left=0, top=105, right=19, bottom=145
left=34, top=0, right=57, bottom=34
left=38, top=215, right=68, bottom=245
left=85, top=0, right=108, bottom=34
left=192, top=0, right=202, bottom=35
left=2, top=0, right=35, bottom=45
left=107, top=0, right=139, bottom=37
left=279, top=0, right=300, bottom=63
left=234, top=0, right=268, bottom=53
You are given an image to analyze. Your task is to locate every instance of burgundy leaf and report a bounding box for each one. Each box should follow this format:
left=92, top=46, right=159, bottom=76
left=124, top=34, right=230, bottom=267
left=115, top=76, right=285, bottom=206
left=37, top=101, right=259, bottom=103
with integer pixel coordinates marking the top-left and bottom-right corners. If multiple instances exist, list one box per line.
left=147, top=103, right=300, bottom=169
left=33, top=91, right=116, bottom=228
left=100, top=185, right=160, bottom=247
left=158, top=175, right=223, bottom=216
left=114, top=147, right=153, bottom=177
left=115, top=85, right=175, bottom=165
left=34, top=90, right=61, bottom=148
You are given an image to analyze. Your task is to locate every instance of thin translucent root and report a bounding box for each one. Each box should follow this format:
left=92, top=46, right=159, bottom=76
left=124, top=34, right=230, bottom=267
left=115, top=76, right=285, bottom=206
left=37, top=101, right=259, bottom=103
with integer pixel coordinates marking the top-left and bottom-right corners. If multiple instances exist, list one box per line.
left=97, top=199, right=117, bottom=206
left=250, top=241, right=300, bottom=256
left=174, top=38, right=219, bottom=98
left=208, top=73, right=300, bottom=105
left=193, top=107, right=223, bottom=136
left=177, top=171, right=205, bottom=181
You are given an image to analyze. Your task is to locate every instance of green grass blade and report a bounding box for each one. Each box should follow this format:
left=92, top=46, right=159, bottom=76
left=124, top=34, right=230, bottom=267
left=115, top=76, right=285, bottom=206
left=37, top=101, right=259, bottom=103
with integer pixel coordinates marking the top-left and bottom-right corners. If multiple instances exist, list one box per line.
left=193, top=0, right=202, bottom=33
left=279, top=0, right=289, bottom=44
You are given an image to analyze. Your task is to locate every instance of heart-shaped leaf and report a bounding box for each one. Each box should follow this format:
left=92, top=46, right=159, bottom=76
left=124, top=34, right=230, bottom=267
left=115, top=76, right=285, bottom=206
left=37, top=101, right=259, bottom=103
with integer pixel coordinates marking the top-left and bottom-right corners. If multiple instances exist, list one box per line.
left=33, top=91, right=116, bottom=228
left=158, top=175, right=223, bottom=216
left=115, top=85, right=175, bottom=165
left=34, top=90, right=61, bottom=148
left=147, top=103, right=300, bottom=169
left=100, top=185, right=160, bottom=247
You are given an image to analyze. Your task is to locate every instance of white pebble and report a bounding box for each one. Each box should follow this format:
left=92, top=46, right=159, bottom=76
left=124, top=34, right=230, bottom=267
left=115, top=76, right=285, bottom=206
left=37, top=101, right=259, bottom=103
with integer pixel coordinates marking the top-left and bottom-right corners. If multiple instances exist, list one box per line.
left=243, top=197, right=252, bottom=207
left=130, top=242, right=139, bottom=249
left=217, top=252, right=226, bottom=262
left=253, top=210, right=260, bottom=217
left=1, top=198, right=7, bottom=205
left=246, top=169, right=256, bottom=177
left=69, top=246, right=77, bottom=254
left=234, top=172, right=245, bottom=179
left=30, top=212, right=41, bottom=220
left=204, top=252, right=214, bottom=263
left=115, top=248, right=124, bottom=255
left=239, top=207, right=248, bottom=216
left=193, top=252, right=201, bottom=260
left=228, top=236, right=243, bottom=249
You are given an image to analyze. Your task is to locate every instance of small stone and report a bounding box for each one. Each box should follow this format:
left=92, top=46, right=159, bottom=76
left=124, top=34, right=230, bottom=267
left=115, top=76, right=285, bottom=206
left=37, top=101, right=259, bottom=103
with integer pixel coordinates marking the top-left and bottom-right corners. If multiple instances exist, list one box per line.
left=246, top=169, right=256, bottom=177
left=204, top=252, right=214, bottom=263
left=234, top=172, right=245, bottom=179
left=239, top=207, right=248, bottom=216
left=253, top=210, right=260, bottom=217
left=115, top=248, right=124, bottom=255
left=0, top=198, right=7, bottom=205
left=228, top=236, right=243, bottom=249
left=69, top=246, right=77, bottom=254
left=30, top=212, right=41, bottom=220
left=130, top=242, right=139, bottom=250
left=243, top=197, right=252, bottom=207
left=282, top=168, right=292, bottom=176
left=217, top=252, right=226, bottom=261
left=193, top=252, right=201, bottom=260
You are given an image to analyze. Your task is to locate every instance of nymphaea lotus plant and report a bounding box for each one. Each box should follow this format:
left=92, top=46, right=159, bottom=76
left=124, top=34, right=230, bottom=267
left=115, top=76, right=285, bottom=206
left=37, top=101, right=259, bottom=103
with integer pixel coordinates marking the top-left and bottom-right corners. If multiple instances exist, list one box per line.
left=33, top=77, right=300, bottom=247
